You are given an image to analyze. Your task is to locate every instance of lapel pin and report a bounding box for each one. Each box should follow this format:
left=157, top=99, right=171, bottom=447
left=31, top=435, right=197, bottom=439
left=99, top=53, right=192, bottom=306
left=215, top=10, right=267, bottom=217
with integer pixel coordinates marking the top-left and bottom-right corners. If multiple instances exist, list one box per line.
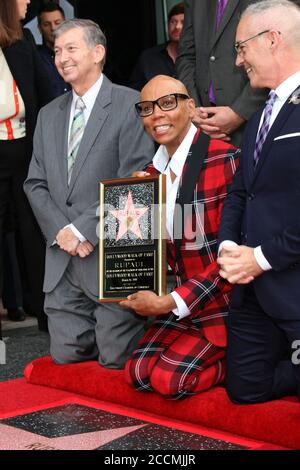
left=289, top=94, right=300, bottom=105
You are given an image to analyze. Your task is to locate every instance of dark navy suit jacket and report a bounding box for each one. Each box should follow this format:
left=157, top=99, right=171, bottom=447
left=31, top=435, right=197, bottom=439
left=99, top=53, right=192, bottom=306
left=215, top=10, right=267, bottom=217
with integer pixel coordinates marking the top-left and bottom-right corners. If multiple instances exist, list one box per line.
left=219, top=86, right=300, bottom=320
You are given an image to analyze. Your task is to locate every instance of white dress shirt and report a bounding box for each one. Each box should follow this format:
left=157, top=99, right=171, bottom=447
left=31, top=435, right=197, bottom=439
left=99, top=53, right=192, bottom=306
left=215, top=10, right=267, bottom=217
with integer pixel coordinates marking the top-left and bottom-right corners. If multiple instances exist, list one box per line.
left=67, top=74, right=104, bottom=242
left=153, top=123, right=198, bottom=320
left=220, top=70, right=300, bottom=270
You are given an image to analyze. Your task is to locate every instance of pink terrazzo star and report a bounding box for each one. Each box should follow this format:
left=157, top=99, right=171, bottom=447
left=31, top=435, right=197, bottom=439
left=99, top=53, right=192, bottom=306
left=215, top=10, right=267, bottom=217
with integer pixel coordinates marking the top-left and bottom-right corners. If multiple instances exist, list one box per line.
left=0, top=423, right=146, bottom=450
left=110, top=191, right=148, bottom=241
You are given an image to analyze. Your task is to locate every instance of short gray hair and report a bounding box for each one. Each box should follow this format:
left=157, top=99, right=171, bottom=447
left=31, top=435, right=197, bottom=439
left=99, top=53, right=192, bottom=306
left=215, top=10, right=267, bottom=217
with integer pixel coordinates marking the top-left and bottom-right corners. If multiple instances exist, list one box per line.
left=54, top=19, right=107, bottom=67
left=242, top=0, right=300, bottom=18
left=241, top=0, right=300, bottom=52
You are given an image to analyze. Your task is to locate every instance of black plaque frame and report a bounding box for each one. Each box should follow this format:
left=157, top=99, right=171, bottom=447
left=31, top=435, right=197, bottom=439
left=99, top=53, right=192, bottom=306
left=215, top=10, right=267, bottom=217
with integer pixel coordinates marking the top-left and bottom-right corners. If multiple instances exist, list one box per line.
left=99, top=174, right=166, bottom=302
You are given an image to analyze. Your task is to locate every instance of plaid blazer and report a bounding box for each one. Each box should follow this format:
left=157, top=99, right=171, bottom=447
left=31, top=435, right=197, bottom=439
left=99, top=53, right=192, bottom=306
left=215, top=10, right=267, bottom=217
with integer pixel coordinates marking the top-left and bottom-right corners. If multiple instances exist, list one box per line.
left=147, top=130, right=240, bottom=347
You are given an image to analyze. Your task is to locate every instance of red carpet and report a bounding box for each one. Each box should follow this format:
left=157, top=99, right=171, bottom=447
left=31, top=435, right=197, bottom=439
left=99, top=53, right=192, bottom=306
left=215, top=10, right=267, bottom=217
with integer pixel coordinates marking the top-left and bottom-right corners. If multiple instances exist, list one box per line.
left=22, top=356, right=300, bottom=449
left=0, top=379, right=76, bottom=418
left=0, top=378, right=285, bottom=450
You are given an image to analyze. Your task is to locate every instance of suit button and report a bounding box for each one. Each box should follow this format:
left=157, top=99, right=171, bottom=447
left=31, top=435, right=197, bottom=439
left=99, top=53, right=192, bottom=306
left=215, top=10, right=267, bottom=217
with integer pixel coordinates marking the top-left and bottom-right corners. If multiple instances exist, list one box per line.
left=248, top=193, right=255, bottom=201
left=210, top=55, right=216, bottom=62
left=66, top=201, right=72, bottom=207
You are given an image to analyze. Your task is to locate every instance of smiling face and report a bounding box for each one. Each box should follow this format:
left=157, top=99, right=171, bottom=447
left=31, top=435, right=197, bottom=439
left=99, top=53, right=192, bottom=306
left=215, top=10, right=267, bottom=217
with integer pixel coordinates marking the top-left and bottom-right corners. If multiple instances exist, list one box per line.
left=54, top=27, right=105, bottom=95
left=16, top=0, right=30, bottom=20
left=235, top=15, right=276, bottom=89
left=140, top=75, right=195, bottom=157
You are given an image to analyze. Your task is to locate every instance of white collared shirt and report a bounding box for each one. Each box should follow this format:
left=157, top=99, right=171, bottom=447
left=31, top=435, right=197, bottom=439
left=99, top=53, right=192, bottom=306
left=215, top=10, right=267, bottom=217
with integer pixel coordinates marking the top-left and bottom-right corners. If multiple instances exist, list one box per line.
left=67, top=74, right=103, bottom=242
left=221, top=71, right=300, bottom=271
left=153, top=123, right=198, bottom=320
left=68, top=73, right=103, bottom=143
left=153, top=123, right=198, bottom=240
left=258, top=70, right=300, bottom=132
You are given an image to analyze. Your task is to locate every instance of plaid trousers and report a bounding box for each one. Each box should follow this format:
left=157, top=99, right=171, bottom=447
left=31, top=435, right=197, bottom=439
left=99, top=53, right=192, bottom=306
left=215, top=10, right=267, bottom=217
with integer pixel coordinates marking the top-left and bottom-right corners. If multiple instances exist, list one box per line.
left=125, top=313, right=226, bottom=399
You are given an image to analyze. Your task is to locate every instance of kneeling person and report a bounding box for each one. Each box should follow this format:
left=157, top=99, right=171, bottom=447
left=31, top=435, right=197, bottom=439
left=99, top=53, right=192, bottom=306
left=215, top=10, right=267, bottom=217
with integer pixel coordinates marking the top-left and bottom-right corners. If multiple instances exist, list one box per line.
left=121, top=75, right=240, bottom=398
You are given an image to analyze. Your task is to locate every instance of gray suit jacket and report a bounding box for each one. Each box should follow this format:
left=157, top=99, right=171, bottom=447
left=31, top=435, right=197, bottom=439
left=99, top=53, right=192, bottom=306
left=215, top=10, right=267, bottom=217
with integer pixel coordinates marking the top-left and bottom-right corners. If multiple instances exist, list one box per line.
left=176, top=0, right=268, bottom=146
left=24, top=75, right=154, bottom=295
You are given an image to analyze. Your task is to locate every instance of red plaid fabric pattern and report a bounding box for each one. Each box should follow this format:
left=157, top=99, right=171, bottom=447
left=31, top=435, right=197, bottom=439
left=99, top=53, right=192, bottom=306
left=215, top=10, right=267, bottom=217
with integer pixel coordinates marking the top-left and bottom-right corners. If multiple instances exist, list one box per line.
left=125, top=313, right=226, bottom=398
left=172, top=138, right=240, bottom=347
left=125, top=133, right=240, bottom=398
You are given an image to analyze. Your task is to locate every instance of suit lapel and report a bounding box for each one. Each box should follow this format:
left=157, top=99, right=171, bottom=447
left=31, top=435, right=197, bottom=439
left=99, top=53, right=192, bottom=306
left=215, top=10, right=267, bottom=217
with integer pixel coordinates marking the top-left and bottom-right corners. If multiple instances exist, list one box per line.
left=55, top=93, right=72, bottom=190
left=174, top=131, right=210, bottom=257
left=251, top=89, right=299, bottom=185
left=66, top=76, right=111, bottom=196
left=210, top=0, right=239, bottom=51
left=177, top=130, right=209, bottom=208
left=206, top=1, right=216, bottom=48
left=245, top=109, right=262, bottom=184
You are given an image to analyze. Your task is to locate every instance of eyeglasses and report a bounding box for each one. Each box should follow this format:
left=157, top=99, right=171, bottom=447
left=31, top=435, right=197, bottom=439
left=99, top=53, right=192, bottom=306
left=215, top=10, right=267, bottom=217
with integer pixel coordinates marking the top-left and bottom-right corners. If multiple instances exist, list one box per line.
left=135, top=93, right=190, bottom=117
left=235, top=29, right=271, bottom=56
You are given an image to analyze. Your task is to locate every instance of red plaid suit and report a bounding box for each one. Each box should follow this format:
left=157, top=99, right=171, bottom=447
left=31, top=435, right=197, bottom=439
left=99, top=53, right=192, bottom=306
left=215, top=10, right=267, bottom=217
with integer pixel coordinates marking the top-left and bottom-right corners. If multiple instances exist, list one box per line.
left=125, top=130, right=240, bottom=398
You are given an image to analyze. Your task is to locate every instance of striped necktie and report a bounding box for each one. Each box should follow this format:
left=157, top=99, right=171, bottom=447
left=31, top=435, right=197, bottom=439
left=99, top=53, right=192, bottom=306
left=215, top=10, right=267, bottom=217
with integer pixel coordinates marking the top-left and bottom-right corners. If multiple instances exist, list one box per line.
left=253, top=90, right=277, bottom=165
left=216, top=0, right=228, bottom=29
left=68, top=97, right=86, bottom=184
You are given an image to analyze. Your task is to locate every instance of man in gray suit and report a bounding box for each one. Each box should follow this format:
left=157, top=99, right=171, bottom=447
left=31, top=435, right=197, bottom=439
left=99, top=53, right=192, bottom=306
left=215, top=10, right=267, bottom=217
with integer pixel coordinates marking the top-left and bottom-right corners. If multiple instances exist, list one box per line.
left=24, top=19, right=154, bottom=369
left=176, top=0, right=270, bottom=146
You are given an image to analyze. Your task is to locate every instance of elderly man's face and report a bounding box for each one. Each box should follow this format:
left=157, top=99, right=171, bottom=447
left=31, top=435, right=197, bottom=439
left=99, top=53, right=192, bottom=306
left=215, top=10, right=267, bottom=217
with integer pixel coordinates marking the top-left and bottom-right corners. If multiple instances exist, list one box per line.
left=54, top=28, right=104, bottom=92
left=235, top=16, right=273, bottom=89
left=140, top=77, right=195, bottom=156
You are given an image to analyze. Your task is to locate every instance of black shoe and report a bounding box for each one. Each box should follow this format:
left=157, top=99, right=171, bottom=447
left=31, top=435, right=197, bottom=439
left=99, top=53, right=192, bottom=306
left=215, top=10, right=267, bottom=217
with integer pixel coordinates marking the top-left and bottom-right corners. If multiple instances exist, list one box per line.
left=38, top=317, right=48, bottom=333
left=7, top=307, right=26, bottom=322
left=22, top=303, right=36, bottom=317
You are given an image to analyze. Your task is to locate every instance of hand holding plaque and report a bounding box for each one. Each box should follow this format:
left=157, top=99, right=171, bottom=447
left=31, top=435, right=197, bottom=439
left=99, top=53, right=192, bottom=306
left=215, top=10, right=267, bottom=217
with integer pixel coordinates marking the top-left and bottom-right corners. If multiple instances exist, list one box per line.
left=99, top=174, right=166, bottom=302
left=120, top=290, right=176, bottom=316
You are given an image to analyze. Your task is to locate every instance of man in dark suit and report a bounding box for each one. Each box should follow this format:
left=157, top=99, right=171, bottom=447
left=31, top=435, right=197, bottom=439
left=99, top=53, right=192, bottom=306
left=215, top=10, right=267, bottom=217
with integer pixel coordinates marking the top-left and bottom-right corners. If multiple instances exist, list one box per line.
left=218, top=0, right=300, bottom=404
left=176, top=0, right=300, bottom=146
left=24, top=19, right=154, bottom=368
left=122, top=75, right=240, bottom=398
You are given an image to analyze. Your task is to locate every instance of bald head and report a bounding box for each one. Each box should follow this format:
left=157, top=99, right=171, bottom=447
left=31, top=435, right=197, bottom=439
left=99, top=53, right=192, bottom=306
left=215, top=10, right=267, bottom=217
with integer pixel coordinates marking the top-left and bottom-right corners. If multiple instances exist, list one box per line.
left=138, top=75, right=195, bottom=157
left=141, top=75, right=189, bottom=102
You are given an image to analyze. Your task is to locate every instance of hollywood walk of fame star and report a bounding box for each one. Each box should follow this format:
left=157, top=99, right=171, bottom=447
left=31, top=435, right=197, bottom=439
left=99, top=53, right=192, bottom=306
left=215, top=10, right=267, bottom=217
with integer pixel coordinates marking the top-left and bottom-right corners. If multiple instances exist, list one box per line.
left=0, top=422, right=147, bottom=450
left=110, top=191, right=148, bottom=241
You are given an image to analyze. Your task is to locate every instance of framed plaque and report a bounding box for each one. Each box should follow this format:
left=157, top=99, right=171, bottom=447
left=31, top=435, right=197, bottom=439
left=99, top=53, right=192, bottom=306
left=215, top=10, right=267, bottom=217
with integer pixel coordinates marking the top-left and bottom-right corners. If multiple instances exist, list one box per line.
left=98, top=174, right=166, bottom=302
